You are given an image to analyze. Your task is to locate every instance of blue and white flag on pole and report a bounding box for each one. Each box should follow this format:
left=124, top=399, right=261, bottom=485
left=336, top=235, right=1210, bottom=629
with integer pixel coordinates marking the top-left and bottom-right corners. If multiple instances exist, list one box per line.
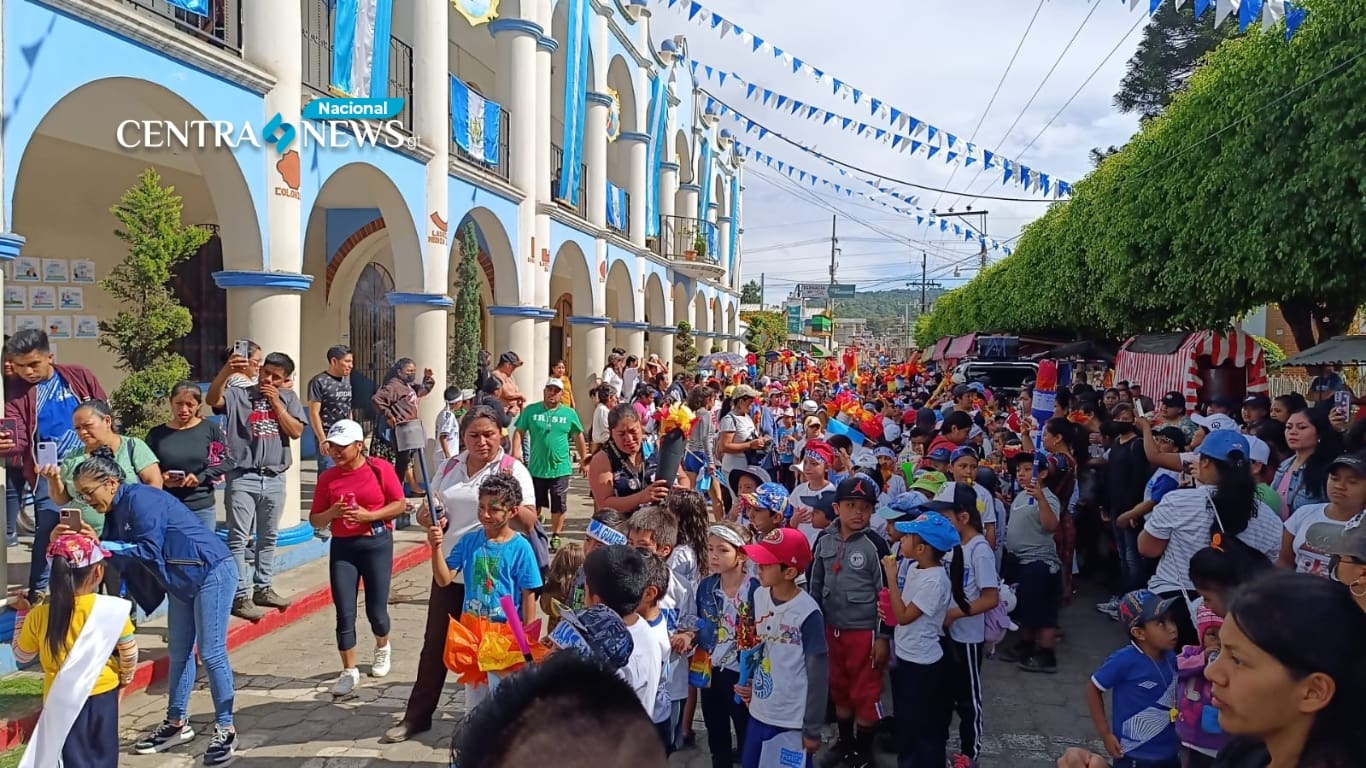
left=331, top=0, right=394, bottom=98
left=164, top=0, right=208, bottom=16
left=451, top=77, right=502, bottom=165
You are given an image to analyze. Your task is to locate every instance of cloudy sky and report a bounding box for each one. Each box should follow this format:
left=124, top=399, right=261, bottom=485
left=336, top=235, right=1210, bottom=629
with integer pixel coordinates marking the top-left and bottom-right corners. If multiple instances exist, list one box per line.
left=649, top=0, right=1150, bottom=306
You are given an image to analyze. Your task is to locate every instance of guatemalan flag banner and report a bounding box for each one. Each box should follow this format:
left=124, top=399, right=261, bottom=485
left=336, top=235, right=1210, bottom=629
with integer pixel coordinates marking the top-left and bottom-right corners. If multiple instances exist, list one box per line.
left=451, top=77, right=502, bottom=165
left=330, top=0, right=394, bottom=98
left=163, top=0, right=208, bottom=16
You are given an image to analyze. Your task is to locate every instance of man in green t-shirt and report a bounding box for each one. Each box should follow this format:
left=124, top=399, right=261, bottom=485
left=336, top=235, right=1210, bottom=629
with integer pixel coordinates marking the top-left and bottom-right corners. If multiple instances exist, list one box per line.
left=511, top=377, right=588, bottom=551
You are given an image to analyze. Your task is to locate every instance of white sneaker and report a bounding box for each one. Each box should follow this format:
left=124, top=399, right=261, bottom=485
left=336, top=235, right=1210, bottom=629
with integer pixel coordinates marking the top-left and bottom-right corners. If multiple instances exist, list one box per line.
left=332, top=668, right=360, bottom=697
left=371, top=644, right=392, bottom=678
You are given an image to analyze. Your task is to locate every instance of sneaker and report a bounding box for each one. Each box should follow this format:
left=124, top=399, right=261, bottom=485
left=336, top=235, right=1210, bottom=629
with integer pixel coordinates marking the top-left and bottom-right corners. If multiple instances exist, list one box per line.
left=134, top=720, right=195, bottom=754
left=1018, top=651, right=1058, bottom=674
left=996, top=641, right=1034, bottom=664
left=1095, top=596, right=1120, bottom=614
left=253, top=587, right=292, bottom=610
left=230, top=595, right=265, bottom=622
left=371, top=644, right=392, bottom=678
left=951, top=754, right=979, bottom=768
left=1099, top=604, right=1121, bottom=621
left=845, top=750, right=874, bottom=768
left=203, top=726, right=237, bottom=765
left=383, top=721, right=428, bottom=744
left=332, top=668, right=360, bottom=697
left=818, top=740, right=852, bottom=768
left=549, top=534, right=563, bottom=553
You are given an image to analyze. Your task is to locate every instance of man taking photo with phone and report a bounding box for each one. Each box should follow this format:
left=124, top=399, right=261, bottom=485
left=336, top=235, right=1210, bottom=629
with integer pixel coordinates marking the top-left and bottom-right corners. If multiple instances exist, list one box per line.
left=0, top=329, right=106, bottom=601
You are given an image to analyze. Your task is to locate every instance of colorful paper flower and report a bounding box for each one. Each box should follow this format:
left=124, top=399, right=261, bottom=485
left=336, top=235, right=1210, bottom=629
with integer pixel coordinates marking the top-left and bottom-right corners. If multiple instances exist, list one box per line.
left=661, top=403, right=697, bottom=436
left=443, top=614, right=548, bottom=686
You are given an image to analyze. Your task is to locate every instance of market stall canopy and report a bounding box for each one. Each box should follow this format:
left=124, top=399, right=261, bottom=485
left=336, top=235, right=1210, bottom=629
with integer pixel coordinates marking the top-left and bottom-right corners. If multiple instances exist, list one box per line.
left=1282, top=336, right=1366, bottom=367
left=927, top=337, right=951, bottom=362
left=699, top=351, right=747, bottom=370
left=945, top=333, right=978, bottom=361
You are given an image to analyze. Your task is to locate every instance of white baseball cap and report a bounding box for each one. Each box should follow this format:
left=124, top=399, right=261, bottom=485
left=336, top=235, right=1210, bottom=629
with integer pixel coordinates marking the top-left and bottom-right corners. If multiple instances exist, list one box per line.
left=1193, top=413, right=1239, bottom=433
left=801, top=399, right=819, bottom=414
left=544, top=377, right=565, bottom=390
left=325, top=419, right=364, bottom=446
left=1244, top=435, right=1271, bottom=465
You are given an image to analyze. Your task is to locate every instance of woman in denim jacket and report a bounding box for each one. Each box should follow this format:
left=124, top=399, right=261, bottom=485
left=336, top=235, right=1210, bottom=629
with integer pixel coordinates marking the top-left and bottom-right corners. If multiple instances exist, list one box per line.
left=1271, top=409, right=1340, bottom=518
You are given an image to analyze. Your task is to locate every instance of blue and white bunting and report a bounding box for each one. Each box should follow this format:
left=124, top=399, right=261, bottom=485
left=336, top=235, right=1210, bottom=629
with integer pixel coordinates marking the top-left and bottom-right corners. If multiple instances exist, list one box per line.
left=330, top=0, right=394, bottom=98
left=163, top=0, right=208, bottom=15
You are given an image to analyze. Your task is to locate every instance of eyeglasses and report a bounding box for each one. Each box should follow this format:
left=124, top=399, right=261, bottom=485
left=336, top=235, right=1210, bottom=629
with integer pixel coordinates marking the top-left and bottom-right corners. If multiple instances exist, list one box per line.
left=75, top=486, right=103, bottom=503
left=1328, top=554, right=1364, bottom=582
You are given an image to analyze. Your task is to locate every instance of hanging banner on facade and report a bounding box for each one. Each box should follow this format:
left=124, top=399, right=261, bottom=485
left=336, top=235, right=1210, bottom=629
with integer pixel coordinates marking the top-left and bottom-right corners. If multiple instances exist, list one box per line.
left=606, top=88, right=622, bottom=142
left=728, top=174, right=740, bottom=273
left=558, top=0, right=591, bottom=206
left=696, top=138, right=713, bottom=223
left=451, top=76, right=502, bottom=164
left=451, top=0, right=499, bottom=26
left=331, top=0, right=394, bottom=98
left=606, top=182, right=628, bottom=232
left=164, top=0, right=208, bottom=16
left=644, top=74, right=670, bottom=239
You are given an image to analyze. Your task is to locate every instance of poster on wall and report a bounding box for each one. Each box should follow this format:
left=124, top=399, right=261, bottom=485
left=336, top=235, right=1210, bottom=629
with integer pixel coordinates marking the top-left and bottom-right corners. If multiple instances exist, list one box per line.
left=71, top=260, right=96, bottom=284
left=28, top=286, right=55, bottom=310
left=59, top=287, right=84, bottom=311
left=4, top=286, right=26, bottom=310
left=13, top=257, right=40, bottom=282
left=75, top=315, right=99, bottom=340
left=46, top=316, right=71, bottom=340
left=43, top=259, right=69, bottom=283
left=15, top=315, right=41, bottom=332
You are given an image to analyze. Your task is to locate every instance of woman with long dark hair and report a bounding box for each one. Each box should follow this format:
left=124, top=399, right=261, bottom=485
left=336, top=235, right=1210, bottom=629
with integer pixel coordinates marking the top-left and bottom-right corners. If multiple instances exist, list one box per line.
left=1138, top=431, right=1282, bottom=647
left=1271, top=408, right=1342, bottom=517
left=371, top=357, right=435, bottom=491
left=147, top=381, right=233, bottom=531
left=588, top=404, right=670, bottom=515
left=1041, top=417, right=1087, bottom=600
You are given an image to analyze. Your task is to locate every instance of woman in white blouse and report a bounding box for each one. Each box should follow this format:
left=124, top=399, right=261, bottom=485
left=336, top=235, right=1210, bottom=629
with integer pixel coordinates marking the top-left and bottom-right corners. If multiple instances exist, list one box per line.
left=1279, top=450, right=1366, bottom=577
left=382, top=405, right=536, bottom=744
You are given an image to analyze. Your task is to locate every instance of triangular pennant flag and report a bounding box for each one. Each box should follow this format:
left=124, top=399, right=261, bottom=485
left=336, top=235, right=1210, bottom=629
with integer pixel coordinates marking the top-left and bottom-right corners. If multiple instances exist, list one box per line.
left=717, top=71, right=727, bottom=86
left=1262, top=0, right=1284, bottom=28
left=1149, top=0, right=1163, bottom=14
left=1020, top=166, right=1032, bottom=191
left=908, top=117, right=921, bottom=135
left=940, top=220, right=948, bottom=232
left=889, top=108, right=902, bottom=123
left=823, top=112, right=835, bottom=125
left=927, top=126, right=938, bottom=142
left=1239, top=0, right=1264, bottom=31
left=746, top=83, right=757, bottom=99
left=751, top=34, right=765, bottom=51
left=806, top=106, right=818, bottom=119
left=891, top=136, right=904, bottom=150
left=719, top=19, right=733, bottom=37
left=688, top=2, right=702, bottom=21
left=1002, top=160, right=1014, bottom=185
left=856, top=125, right=867, bottom=137
left=927, top=145, right=940, bottom=159
left=870, top=98, right=882, bottom=115
left=841, top=118, right=852, bottom=130
left=874, top=128, right=886, bottom=140
left=772, top=46, right=784, bottom=59
left=792, top=57, right=802, bottom=74
left=946, top=151, right=958, bottom=164
left=946, top=134, right=957, bottom=149
left=758, top=127, right=769, bottom=140
left=916, top=216, right=925, bottom=226
left=831, top=77, right=843, bottom=95
left=689, top=60, right=699, bottom=76
left=952, top=224, right=961, bottom=235
left=710, top=12, right=723, bottom=28
left=1285, top=1, right=1307, bottom=38
left=732, top=23, right=744, bottom=36
left=965, top=155, right=976, bottom=167
left=851, top=88, right=862, bottom=103
left=798, top=170, right=806, bottom=182
left=1039, top=173, right=1051, bottom=196
left=1215, top=0, right=1236, bottom=26
left=1195, top=0, right=1212, bottom=17
left=911, top=140, right=922, bottom=153
left=762, top=89, right=772, bottom=105
left=775, top=95, right=787, bottom=109
left=703, top=65, right=713, bottom=80
left=983, top=150, right=996, bottom=169
left=789, top=100, right=801, bottom=115
left=810, top=67, right=824, bottom=80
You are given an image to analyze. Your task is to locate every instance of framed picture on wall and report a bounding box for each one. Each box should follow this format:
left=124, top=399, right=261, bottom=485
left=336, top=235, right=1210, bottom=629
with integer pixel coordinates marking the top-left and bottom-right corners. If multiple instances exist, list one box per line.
left=15, top=315, right=42, bottom=332
left=75, top=316, right=99, bottom=339
left=4, top=286, right=26, bottom=310
left=42, top=259, right=69, bottom=283
left=71, top=260, right=96, bottom=284
left=46, top=316, right=72, bottom=340
left=13, top=257, right=40, bottom=282
left=28, top=286, right=55, bottom=310
left=59, top=287, right=84, bottom=311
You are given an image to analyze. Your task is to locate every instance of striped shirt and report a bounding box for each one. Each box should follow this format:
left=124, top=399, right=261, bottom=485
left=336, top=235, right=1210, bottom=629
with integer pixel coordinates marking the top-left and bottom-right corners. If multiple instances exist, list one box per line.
left=1145, top=487, right=1281, bottom=594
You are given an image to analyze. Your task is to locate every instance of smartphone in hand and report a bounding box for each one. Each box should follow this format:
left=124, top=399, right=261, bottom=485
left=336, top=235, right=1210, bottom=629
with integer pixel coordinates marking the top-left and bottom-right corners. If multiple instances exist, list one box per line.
left=1334, top=390, right=1351, bottom=418
left=35, top=441, right=58, bottom=467
left=0, top=418, right=16, bottom=438
left=59, top=508, right=81, bottom=528
left=233, top=339, right=251, bottom=359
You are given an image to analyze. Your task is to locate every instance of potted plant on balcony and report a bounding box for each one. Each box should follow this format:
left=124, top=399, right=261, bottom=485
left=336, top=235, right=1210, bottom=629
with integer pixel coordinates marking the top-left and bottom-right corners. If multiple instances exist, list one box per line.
left=692, top=231, right=707, bottom=262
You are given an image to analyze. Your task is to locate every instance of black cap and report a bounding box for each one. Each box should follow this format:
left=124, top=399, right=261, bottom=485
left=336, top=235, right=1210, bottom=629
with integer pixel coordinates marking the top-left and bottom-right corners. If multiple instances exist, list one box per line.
left=1153, top=426, right=1189, bottom=448
left=499, top=351, right=523, bottom=367
left=800, top=491, right=837, bottom=520
left=952, top=383, right=972, bottom=398
left=1161, top=391, right=1185, bottom=409
left=1243, top=393, right=1271, bottom=411
left=835, top=474, right=880, bottom=504
left=1328, top=452, right=1366, bottom=477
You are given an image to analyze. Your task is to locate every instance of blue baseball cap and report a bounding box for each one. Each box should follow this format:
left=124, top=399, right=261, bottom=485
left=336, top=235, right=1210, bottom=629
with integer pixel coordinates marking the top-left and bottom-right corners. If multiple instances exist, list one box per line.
left=743, top=482, right=791, bottom=517
left=894, top=513, right=962, bottom=552
left=927, top=446, right=952, bottom=463
left=950, top=446, right=979, bottom=463
left=1118, top=589, right=1177, bottom=631
left=1196, top=429, right=1250, bottom=462
left=878, top=491, right=929, bottom=521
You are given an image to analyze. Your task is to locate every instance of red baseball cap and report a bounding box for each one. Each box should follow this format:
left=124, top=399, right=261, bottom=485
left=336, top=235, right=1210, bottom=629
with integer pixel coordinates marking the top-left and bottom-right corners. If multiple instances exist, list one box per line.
left=742, top=528, right=813, bottom=572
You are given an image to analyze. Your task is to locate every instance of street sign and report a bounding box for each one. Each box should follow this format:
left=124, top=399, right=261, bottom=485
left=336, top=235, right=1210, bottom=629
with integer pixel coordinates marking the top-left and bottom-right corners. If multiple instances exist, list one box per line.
left=795, top=283, right=828, bottom=301
left=785, top=302, right=804, bottom=334
left=828, top=284, right=856, bottom=299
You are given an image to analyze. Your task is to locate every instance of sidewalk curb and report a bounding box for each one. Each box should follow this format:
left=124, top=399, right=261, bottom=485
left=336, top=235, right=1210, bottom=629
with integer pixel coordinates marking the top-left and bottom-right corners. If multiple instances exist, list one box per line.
left=0, top=541, right=432, bottom=752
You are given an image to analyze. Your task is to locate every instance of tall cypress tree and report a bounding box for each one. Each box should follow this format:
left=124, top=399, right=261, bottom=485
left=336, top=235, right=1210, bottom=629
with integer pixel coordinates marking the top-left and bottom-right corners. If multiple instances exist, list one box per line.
left=449, top=222, right=482, bottom=389
left=673, top=321, right=697, bottom=376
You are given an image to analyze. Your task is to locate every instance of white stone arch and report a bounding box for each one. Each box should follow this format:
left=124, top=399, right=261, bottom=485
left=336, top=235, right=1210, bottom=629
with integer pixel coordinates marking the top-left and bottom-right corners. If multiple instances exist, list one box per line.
left=727, top=302, right=738, bottom=339
left=551, top=240, right=596, bottom=384
left=606, top=54, right=639, bottom=192
left=711, top=294, right=724, bottom=347
left=673, top=280, right=692, bottom=332
left=693, top=292, right=709, bottom=336
left=447, top=207, right=518, bottom=353
left=644, top=272, right=668, bottom=328
left=675, top=130, right=693, bottom=183
left=309, top=162, right=426, bottom=292
left=605, top=259, right=635, bottom=350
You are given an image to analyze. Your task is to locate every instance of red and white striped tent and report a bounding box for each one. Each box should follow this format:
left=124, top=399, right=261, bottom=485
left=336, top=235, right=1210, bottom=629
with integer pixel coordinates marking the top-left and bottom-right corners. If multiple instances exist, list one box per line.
left=1115, top=330, right=1269, bottom=411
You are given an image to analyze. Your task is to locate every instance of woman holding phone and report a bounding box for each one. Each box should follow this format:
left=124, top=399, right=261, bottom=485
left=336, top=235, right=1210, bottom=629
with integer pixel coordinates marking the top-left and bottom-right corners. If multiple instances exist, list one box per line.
left=147, top=382, right=234, bottom=532
left=40, top=400, right=162, bottom=534
left=308, top=419, right=407, bottom=698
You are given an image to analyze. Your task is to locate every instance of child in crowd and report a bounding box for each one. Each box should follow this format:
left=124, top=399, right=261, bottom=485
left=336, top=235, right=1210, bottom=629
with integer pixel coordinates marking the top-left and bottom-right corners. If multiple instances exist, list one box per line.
left=739, top=483, right=790, bottom=543
left=549, top=545, right=645, bottom=676
left=881, top=513, right=964, bottom=768
left=774, top=409, right=798, bottom=490
left=569, top=510, right=629, bottom=610
left=436, top=386, right=469, bottom=459
left=428, top=474, right=543, bottom=706
left=664, top=490, right=712, bottom=748
left=1086, top=590, right=1181, bottom=768
left=582, top=545, right=655, bottom=711
left=636, top=555, right=674, bottom=746
left=791, top=441, right=836, bottom=546
left=1175, top=605, right=1225, bottom=768
left=736, top=529, right=829, bottom=768
left=808, top=475, right=894, bottom=768
left=11, top=535, right=137, bottom=767
left=875, top=447, right=908, bottom=501
left=695, top=522, right=758, bottom=768
left=541, top=541, right=585, bottom=632
left=932, top=482, right=1001, bottom=766
left=1002, top=455, right=1064, bottom=673
left=628, top=504, right=699, bottom=751
left=946, top=447, right=998, bottom=549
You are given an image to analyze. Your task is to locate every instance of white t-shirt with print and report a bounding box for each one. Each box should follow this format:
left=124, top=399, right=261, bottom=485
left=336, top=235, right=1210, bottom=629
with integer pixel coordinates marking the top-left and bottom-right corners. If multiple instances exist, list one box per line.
left=622, top=617, right=667, bottom=715
left=792, top=480, right=834, bottom=546
left=1283, top=504, right=1363, bottom=578
left=1145, top=487, right=1281, bottom=594
left=944, top=534, right=1000, bottom=644
left=893, top=565, right=951, bottom=664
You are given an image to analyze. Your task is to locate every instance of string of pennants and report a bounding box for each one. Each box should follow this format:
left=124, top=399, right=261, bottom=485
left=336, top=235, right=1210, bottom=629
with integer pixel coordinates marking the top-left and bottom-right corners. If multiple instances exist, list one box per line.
left=691, top=60, right=1070, bottom=199
left=729, top=135, right=1015, bottom=257
left=1127, top=0, right=1308, bottom=41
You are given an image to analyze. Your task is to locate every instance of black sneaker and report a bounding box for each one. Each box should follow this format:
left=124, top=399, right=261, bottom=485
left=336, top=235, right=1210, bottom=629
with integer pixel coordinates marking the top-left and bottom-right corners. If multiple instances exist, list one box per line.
left=134, top=720, right=195, bottom=754
left=231, top=595, right=265, bottom=622
left=845, top=749, right=874, bottom=768
left=203, top=725, right=237, bottom=765
left=1018, top=651, right=1058, bottom=674
left=996, top=641, right=1034, bottom=664
left=819, top=740, right=853, bottom=768
left=253, top=587, right=292, bottom=610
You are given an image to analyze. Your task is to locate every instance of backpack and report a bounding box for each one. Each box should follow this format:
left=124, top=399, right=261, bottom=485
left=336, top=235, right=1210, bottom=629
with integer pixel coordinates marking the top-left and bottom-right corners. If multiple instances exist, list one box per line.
left=983, top=597, right=1011, bottom=645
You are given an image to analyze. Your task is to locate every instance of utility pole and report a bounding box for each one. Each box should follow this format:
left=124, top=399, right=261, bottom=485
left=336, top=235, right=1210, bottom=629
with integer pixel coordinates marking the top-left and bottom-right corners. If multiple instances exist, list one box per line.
left=920, top=251, right=928, bottom=314
left=759, top=272, right=765, bottom=309
left=932, top=207, right=990, bottom=272
left=828, top=214, right=837, bottom=346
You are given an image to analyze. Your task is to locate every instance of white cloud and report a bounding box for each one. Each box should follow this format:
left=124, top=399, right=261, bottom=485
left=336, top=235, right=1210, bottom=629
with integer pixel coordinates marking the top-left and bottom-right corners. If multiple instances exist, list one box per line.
left=649, top=0, right=1147, bottom=303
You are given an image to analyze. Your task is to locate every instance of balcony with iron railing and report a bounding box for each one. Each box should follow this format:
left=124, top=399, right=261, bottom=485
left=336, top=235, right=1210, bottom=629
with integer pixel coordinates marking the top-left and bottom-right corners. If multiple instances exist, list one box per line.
left=302, top=0, right=414, bottom=130
left=119, top=0, right=242, bottom=52
left=654, top=215, right=724, bottom=280
left=550, top=144, right=588, bottom=221
left=450, top=108, right=512, bottom=183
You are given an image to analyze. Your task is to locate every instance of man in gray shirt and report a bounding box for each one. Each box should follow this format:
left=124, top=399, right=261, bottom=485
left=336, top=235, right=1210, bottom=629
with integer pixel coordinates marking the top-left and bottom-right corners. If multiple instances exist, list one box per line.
left=208, top=350, right=307, bottom=621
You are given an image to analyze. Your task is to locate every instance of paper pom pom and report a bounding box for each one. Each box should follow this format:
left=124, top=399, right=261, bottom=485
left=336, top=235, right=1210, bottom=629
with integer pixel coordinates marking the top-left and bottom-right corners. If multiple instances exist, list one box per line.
left=660, top=403, right=697, bottom=436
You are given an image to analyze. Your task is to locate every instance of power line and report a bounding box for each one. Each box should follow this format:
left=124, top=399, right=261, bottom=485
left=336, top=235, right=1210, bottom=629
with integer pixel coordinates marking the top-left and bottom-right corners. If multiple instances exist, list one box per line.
left=704, top=90, right=1061, bottom=204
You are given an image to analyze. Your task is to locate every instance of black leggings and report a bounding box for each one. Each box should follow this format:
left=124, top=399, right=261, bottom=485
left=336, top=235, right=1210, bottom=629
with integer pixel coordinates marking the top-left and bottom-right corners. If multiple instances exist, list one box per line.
left=700, top=666, right=749, bottom=768
left=330, top=531, right=394, bottom=651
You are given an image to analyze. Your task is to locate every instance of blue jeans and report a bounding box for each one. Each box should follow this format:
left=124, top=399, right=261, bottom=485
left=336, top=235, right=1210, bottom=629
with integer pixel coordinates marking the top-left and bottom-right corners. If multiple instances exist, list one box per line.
left=191, top=504, right=217, bottom=533
left=28, top=476, right=62, bottom=599
left=167, top=557, right=237, bottom=728
left=226, top=472, right=286, bottom=598
left=5, top=466, right=24, bottom=539
left=1114, top=522, right=1144, bottom=595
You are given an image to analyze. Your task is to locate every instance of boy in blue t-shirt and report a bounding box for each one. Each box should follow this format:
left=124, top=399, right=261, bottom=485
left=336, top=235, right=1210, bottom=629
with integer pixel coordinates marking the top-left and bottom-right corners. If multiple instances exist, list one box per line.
left=429, top=473, right=543, bottom=706
left=1086, top=589, right=1181, bottom=768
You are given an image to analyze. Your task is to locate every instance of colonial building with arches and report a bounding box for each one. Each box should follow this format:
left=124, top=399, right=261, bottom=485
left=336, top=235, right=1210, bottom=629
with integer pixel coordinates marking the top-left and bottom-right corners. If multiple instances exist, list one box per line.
left=0, top=0, right=746, bottom=527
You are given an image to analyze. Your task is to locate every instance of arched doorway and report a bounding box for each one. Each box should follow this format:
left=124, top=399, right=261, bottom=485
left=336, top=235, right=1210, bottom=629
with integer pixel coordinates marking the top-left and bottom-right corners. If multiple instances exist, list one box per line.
left=349, top=263, right=395, bottom=431
left=170, top=226, right=228, bottom=380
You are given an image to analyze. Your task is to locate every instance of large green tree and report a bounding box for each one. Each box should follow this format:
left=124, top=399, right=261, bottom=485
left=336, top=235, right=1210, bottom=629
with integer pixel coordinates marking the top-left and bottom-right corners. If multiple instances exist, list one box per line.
left=923, top=0, right=1364, bottom=352
left=741, top=310, right=787, bottom=355
left=740, top=279, right=763, bottom=304
left=1115, top=1, right=1232, bottom=119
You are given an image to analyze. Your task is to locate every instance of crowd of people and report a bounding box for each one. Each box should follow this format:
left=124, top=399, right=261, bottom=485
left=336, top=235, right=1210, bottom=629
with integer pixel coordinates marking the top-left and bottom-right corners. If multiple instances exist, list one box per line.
left=4, top=326, right=1366, bottom=768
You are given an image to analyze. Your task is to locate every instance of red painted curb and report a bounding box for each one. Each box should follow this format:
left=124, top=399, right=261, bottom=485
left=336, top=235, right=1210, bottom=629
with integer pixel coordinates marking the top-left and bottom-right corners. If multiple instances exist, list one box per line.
left=0, top=541, right=432, bottom=752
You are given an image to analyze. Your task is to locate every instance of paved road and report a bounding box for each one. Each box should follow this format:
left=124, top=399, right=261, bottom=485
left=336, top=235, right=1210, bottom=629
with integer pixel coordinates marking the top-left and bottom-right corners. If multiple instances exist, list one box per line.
left=112, top=477, right=1111, bottom=767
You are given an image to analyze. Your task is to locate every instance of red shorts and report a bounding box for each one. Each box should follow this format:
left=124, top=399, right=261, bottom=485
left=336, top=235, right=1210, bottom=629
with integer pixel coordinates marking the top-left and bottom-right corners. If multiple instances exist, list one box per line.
left=825, top=627, right=882, bottom=724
